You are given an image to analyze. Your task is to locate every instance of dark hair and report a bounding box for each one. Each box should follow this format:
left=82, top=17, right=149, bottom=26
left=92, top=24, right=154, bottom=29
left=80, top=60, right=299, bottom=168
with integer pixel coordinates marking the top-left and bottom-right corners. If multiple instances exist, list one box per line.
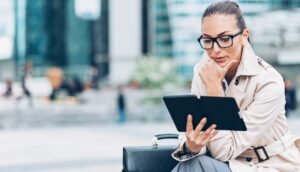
left=202, top=1, right=247, bottom=31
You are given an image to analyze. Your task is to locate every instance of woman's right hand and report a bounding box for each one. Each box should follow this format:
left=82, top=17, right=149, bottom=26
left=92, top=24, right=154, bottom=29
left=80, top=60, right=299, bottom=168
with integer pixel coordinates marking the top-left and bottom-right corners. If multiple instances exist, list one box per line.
left=185, top=114, right=218, bottom=154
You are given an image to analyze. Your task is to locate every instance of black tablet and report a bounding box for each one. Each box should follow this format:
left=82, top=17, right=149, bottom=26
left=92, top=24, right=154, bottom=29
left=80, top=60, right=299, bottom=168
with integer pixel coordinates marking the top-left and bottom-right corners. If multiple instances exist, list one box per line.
left=163, top=95, right=247, bottom=132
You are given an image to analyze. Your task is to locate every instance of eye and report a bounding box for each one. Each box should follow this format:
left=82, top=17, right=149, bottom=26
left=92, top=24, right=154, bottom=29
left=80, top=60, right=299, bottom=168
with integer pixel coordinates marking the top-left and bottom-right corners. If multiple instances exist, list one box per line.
left=202, top=39, right=212, bottom=44
left=218, top=36, right=231, bottom=43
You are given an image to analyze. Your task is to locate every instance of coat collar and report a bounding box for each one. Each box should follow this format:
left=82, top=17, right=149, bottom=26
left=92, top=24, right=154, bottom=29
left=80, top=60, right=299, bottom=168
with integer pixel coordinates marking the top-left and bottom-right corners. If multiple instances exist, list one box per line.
left=235, top=42, right=260, bottom=77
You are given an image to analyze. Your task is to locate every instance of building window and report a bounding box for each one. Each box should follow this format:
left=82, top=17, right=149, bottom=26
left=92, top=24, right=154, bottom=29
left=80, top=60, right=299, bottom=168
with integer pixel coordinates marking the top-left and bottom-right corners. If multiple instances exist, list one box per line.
left=0, top=0, right=14, bottom=60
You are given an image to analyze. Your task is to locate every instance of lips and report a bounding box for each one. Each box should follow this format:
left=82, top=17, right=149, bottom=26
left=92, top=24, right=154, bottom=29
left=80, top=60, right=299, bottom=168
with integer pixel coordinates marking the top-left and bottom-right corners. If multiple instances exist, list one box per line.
left=213, top=57, right=226, bottom=63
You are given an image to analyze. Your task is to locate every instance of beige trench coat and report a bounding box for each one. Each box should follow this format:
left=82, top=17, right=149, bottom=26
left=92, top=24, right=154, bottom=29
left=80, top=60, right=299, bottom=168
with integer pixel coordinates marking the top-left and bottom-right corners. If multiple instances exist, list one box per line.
left=173, top=42, right=300, bottom=172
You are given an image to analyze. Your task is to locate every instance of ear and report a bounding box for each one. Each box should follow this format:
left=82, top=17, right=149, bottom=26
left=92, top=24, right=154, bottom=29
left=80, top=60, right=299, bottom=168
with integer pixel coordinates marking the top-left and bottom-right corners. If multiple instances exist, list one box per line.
left=241, top=28, right=249, bottom=45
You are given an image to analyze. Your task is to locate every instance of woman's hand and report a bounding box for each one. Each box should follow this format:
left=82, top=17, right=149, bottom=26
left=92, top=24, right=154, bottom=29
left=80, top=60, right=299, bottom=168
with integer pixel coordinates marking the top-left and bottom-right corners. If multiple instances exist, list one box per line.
left=198, top=59, right=238, bottom=96
left=185, top=114, right=218, bottom=154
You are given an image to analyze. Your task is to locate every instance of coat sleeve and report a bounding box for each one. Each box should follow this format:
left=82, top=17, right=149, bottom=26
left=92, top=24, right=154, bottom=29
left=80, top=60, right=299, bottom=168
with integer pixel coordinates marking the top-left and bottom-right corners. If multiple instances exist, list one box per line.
left=191, top=63, right=207, bottom=96
left=207, top=71, right=286, bottom=162
left=171, top=142, right=207, bottom=161
left=172, top=62, right=208, bottom=162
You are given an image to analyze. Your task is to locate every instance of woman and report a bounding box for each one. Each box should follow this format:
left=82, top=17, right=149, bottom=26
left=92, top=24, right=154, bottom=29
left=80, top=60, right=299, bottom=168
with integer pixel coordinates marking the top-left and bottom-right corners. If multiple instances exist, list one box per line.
left=172, top=1, right=300, bottom=172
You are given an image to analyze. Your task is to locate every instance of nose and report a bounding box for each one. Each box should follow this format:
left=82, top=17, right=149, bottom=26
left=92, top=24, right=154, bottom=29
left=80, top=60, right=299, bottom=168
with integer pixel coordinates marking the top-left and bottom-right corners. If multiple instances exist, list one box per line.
left=212, top=41, right=221, bottom=52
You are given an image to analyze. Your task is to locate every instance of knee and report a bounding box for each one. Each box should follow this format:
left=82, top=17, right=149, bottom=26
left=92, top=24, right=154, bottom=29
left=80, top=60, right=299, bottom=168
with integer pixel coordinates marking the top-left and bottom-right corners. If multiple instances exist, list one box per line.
left=172, top=155, right=208, bottom=172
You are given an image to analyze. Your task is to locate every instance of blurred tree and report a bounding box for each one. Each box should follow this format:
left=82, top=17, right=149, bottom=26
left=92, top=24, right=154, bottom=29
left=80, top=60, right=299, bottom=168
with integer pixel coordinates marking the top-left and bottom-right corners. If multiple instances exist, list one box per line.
left=131, top=57, right=183, bottom=90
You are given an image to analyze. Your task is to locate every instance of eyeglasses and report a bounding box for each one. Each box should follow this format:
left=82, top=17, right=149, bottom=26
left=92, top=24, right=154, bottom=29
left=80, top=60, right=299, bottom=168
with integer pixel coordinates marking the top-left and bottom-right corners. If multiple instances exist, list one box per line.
left=197, top=30, right=243, bottom=50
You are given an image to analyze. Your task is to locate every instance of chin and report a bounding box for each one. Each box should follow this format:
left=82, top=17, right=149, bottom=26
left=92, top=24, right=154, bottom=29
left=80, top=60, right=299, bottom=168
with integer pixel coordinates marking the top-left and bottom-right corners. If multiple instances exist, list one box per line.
left=216, top=62, right=227, bottom=68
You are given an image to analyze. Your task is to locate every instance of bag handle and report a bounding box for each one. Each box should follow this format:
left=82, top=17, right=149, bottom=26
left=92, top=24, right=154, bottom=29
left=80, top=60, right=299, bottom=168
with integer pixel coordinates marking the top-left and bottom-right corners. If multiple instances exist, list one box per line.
left=152, top=133, right=183, bottom=148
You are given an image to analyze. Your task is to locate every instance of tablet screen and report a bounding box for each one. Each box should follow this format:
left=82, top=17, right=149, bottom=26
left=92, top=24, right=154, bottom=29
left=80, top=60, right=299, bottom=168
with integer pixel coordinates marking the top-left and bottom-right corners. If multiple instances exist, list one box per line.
left=163, top=95, right=247, bottom=131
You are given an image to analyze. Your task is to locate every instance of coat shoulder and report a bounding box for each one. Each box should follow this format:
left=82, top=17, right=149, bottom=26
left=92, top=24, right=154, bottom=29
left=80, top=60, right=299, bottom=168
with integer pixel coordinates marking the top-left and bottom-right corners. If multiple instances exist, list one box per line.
left=256, top=57, right=283, bottom=82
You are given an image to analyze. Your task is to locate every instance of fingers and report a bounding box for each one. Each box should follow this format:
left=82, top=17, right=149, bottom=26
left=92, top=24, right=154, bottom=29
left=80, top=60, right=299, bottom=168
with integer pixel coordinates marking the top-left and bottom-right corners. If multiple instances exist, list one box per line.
left=206, top=58, right=238, bottom=73
left=195, top=118, right=207, bottom=133
left=223, top=60, right=238, bottom=72
left=196, top=124, right=218, bottom=145
left=198, top=60, right=218, bottom=82
left=201, top=129, right=218, bottom=145
left=198, top=66, right=205, bottom=80
left=197, top=123, right=216, bottom=139
left=185, top=118, right=218, bottom=154
left=198, top=70, right=203, bottom=80
left=186, top=114, right=193, bottom=133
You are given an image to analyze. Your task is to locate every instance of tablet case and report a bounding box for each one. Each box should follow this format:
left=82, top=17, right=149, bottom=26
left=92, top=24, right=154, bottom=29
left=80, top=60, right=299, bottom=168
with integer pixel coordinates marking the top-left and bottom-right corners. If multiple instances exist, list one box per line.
left=163, top=95, right=247, bottom=131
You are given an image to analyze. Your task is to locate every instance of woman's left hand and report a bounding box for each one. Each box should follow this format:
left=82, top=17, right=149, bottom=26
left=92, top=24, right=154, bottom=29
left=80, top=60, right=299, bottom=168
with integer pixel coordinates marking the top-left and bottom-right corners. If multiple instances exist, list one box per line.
left=198, top=59, right=238, bottom=96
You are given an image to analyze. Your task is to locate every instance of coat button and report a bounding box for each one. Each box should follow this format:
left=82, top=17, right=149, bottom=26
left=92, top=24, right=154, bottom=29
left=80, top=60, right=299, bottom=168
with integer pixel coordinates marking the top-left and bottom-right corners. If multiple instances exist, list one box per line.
left=235, top=78, right=239, bottom=85
left=257, top=58, right=263, bottom=64
left=246, top=157, right=252, bottom=162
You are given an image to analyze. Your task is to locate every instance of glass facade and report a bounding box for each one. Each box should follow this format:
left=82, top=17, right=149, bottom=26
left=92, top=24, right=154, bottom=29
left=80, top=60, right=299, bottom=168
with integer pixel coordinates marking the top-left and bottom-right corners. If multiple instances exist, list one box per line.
left=0, top=0, right=15, bottom=60
left=25, top=0, right=48, bottom=66
left=10, top=0, right=109, bottom=80
left=150, top=0, right=173, bottom=57
left=149, top=0, right=300, bottom=79
left=1, top=0, right=299, bottom=81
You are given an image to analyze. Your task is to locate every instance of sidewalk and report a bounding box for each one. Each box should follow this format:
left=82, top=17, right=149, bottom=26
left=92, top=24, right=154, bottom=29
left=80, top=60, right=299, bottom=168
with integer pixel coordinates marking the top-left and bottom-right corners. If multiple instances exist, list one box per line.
left=0, top=88, right=189, bottom=128
left=0, top=117, right=299, bottom=172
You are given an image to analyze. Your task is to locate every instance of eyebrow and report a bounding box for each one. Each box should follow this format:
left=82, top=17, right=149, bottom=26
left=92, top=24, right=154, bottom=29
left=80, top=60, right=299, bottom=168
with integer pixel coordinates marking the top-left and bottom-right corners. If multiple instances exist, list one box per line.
left=202, top=31, right=230, bottom=38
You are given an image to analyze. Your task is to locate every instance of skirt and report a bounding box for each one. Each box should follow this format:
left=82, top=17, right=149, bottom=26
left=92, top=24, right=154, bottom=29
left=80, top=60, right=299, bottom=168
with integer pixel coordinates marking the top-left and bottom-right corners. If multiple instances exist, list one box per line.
left=172, top=155, right=231, bottom=172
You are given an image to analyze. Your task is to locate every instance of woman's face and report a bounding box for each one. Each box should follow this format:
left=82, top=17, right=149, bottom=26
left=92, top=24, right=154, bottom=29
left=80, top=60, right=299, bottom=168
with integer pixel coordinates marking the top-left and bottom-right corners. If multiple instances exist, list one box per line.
left=201, top=14, right=249, bottom=68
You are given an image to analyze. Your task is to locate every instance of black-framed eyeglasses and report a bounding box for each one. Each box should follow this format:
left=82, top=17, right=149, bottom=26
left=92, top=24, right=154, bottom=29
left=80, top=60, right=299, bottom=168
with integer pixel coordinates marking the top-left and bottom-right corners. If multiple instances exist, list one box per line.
left=197, top=30, right=243, bottom=50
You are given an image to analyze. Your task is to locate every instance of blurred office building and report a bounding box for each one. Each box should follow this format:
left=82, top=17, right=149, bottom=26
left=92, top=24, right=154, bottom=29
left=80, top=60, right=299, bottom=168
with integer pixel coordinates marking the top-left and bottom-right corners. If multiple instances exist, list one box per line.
left=148, top=0, right=300, bottom=77
left=1, top=0, right=110, bottom=83
left=0, top=0, right=300, bottom=85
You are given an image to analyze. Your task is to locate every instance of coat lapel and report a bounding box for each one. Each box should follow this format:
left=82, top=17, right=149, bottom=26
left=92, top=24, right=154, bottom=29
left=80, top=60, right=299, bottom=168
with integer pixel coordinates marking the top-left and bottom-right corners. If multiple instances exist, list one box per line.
left=226, top=42, right=260, bottom=109
left=226, top=77, right=248, bottom=109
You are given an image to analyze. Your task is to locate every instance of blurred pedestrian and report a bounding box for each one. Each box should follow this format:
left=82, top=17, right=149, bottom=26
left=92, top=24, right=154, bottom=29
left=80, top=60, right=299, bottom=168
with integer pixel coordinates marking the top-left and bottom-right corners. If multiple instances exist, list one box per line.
left=284, top=77, right=297, bottom=117
left=88, top=65, right=100, bottom=90
left=3, top=79, right=13, bottom=98
left=117, top=85, right=126, bottom=123
left=17, top=62, right=33, bottom=107
left=66, top=76, right=84, bottom=97
left=47, top=67, right=64, bottom=101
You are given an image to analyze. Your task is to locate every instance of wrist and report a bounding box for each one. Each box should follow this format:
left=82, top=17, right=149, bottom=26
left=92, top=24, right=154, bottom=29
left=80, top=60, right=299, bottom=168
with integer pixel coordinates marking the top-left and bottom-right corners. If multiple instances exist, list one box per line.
left=206, top=85, right=224, bottom=96
left=184, top=142, right=201, bottom=155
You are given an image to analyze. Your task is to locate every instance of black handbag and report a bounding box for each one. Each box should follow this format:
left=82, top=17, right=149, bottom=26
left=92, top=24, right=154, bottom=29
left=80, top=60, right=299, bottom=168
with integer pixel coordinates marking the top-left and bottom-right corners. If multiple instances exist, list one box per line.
left=122, top=133, right=181, bottom=172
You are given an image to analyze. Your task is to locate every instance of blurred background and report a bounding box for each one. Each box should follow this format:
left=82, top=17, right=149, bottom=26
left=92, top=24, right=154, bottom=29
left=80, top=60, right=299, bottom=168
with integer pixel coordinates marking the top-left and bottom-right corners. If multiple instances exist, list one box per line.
left=0, top=0, right=299, bottom=171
